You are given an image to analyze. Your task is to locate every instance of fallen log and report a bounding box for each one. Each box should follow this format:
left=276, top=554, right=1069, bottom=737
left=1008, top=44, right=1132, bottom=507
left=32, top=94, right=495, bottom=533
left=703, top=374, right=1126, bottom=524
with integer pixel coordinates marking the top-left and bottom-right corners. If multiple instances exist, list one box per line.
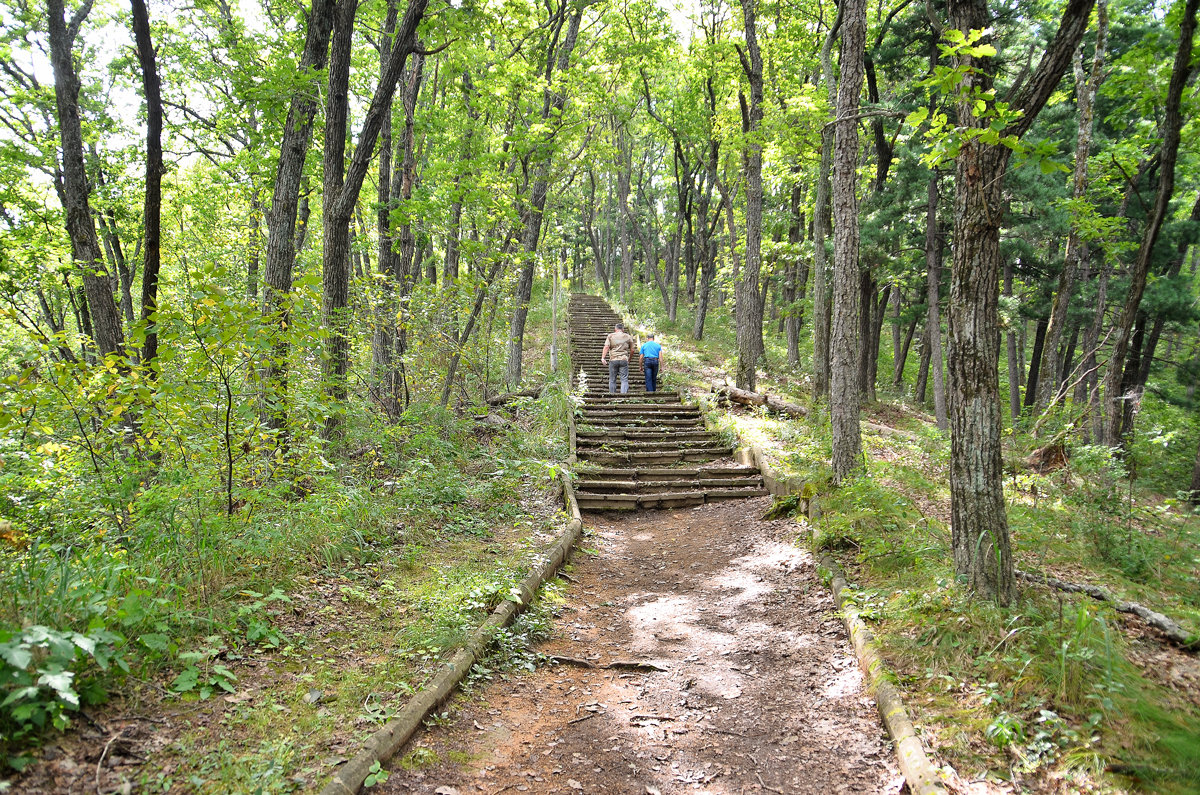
left=486, top=386, right=543, bottom=406
left=715, top=385, right=807, bottom=418
left=1017, top=570, right=1198, bottom=651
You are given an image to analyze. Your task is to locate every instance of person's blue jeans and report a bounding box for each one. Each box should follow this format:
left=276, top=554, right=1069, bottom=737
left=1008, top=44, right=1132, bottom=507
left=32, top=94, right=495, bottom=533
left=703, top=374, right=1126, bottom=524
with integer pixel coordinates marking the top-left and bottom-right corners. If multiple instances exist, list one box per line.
left=643, top=358, right=659, bottom=392
left=608, top=359, right=629, bottom=393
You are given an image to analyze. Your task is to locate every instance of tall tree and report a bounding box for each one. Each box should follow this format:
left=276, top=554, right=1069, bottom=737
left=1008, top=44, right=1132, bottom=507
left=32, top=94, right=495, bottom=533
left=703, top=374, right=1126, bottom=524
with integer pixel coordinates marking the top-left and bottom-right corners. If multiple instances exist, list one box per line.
left=260, top=0, right=338, bottom=433
left=46, top=0, right=126, bottom=360
left=321, top=0, right=429, bottom=437
left=811, top=6, right=841, bottom=400
left=1099, top=0, right=1197, bottom=445
left=945, top=0, right=1095, bottom=604
left=1036, top=0, right=1108, bottom=413
left=734, top=0, right=765, bottom=391
left=505, top=1, right=585, bottom=387
left=830, top=0, right=866, bottom=483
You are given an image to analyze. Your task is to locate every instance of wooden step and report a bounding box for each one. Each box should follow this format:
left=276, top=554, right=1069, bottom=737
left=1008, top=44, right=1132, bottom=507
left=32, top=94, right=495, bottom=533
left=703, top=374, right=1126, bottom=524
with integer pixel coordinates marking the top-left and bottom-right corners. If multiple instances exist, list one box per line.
left=577, top=476, right=765, bottom=493
left=575, top=465, right=759, bottom=481
left=578, top=447, right=732, bottom=466
left=575, top=485, right=770, bottom=511
left=578, top=418, right=706, bottom=429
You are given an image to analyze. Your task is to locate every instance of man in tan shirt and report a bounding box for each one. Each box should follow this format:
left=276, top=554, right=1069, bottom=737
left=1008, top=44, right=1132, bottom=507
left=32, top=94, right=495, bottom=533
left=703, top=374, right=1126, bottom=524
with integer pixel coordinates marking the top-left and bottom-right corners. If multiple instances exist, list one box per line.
left=601, top=322, right=635, bottom=394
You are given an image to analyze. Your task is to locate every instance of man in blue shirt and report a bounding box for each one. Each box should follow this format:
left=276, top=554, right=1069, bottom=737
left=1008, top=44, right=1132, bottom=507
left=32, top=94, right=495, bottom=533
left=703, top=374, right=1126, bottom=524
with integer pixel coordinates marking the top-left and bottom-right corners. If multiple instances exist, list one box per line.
left=639, top=333, right=663, bottom=392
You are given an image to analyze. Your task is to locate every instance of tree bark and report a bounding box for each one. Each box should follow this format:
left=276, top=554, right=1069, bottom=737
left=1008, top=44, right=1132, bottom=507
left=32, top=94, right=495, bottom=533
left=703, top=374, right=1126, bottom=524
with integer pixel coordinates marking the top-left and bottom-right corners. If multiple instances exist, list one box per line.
left=130, top=0, right=164, bottom=374
left=370, top=0, right=401, bottom=418
left=260, top=0, right=338, bottom=432
left=915, top=326, right=931, bottom=403
left=322, top=0, right=429, bottom=436
left=830, top=0, right=865, bottom=484
left=692, top=92, right=720, bottom=341
left=786, top=181, right=806, bottom=366
left=926, top=171, right=948, bottom=430
left=735, top=0, right=765, bottom=391
left=1004, top=262, right=1021, bottom=420
left=1024, top=317, right=1047, bottom=408
left=812, top=7, right=841, bottom=401
left=47, top=0, right=126, bottom=361
left=946, top=0, right=1094, bottom=604
left=616, top=125, right=634, bottom=301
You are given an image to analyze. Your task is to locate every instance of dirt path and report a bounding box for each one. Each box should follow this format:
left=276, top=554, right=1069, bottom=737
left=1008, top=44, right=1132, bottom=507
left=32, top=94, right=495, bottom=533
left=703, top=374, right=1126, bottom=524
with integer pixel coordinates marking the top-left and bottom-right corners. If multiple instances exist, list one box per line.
left=381, top=497, right=901, bottom=794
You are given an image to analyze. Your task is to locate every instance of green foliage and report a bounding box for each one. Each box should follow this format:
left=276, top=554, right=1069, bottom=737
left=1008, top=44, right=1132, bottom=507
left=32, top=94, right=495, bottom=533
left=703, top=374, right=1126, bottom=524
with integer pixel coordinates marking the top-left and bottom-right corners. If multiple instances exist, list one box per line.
left=363, top=760, right=389, bottom=788
left=0, top=623, right=122, bottom=756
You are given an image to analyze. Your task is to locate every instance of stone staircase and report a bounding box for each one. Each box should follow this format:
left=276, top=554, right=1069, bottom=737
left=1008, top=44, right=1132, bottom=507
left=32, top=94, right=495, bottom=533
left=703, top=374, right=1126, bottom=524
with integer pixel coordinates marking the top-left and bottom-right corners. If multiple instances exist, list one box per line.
left=568, top=294, right=768, bottom=511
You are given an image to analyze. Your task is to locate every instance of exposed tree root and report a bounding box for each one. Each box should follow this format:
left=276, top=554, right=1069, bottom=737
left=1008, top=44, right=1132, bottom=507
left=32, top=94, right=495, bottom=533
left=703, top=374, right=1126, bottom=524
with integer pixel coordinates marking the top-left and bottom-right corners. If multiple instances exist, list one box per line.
left=548, top=654, right=667, bottom=672
left=1017, top=569, right=1199, bottom=651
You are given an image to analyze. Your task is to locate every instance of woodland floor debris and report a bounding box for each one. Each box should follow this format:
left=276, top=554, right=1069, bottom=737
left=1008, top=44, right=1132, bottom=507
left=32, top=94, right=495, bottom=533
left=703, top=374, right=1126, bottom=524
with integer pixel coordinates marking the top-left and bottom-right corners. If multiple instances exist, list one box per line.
left=380, top=497, right=902, bottom=794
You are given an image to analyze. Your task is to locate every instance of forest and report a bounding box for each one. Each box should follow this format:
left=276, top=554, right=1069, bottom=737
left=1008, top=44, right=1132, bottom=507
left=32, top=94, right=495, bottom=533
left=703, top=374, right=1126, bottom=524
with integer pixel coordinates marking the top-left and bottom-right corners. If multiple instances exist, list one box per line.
left=1, top=0, right=1199, bottom=788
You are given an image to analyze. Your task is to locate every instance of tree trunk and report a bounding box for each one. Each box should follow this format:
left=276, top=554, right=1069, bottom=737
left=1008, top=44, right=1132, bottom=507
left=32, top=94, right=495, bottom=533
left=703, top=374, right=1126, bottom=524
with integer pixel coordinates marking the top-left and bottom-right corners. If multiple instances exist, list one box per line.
left=47, top=0, right=126, bottom=361
left=319, top=0, right=361, bottom=438
left=130, top=0, right=164, bottom=374
left=926, top=171, right=948, bottom=430
left=945, top=0, right=1094, bottom=604
left=1100, top=0, right=1196, bottom=445
left=1037, top=5, right=1107, bottom=412
left=894, top=315, right=918, bottom=390
left=370, top=0, right=401, bottom=418
left=889, top=284, right=902, bottom=386
left=735, top=0, right=765, bottom=391
left=786, top=181, right=805, bottom=366
left=616, top=125, right=634, bottom=301
left=260, top=0, right=338, bottom=433
left=830, top=0, right=865, bottom=484
left=1004, top=262, right=1021, bottom=420
left=692, top=119, right=720, bottom=341
left=867, top=282, right=888, bottom=400
left=856, top=271, right=875, bottom=401
left=506, top=3, right=584, bottom=387
left=321, top=0, right=428, bottom=437
left=812, top=10, right=840, bottom=402
left=1024, top=318, right=1047, bottom=408
left=915, top=324, right=931, bottom=403
left=1135, top=195, right=1200, bottom=389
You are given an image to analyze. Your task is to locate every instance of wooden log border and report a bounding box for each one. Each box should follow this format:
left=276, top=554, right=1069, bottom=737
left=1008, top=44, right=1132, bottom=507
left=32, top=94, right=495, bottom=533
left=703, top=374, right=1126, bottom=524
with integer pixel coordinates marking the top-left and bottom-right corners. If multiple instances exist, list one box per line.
left=818, top=554, right=947, bottom=795
left=731, top=443, right=945, bottom=794
left=320, top=471, right=585, bottom=795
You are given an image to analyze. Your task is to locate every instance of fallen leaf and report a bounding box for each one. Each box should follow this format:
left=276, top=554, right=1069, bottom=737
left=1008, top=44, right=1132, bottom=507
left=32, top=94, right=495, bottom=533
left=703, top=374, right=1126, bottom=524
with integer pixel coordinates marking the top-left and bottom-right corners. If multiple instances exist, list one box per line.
left=434, top=787, right=460, bottom=795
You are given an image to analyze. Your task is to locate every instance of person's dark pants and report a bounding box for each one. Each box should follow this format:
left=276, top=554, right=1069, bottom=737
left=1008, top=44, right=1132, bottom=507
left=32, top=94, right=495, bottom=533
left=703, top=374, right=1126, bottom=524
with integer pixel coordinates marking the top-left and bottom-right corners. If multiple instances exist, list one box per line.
left=608, top=359, right=629, bottom=393
left=643, top=358, right=659, bottom=392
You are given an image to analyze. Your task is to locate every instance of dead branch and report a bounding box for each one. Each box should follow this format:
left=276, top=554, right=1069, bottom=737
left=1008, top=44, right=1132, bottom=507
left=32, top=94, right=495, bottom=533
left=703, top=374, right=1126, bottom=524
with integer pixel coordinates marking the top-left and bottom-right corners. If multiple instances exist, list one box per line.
left=714, top=385, right=807, bottom=418
left=486, top=386, right=543, bottom=406
left=1017, top=570, right=1198, bottom=651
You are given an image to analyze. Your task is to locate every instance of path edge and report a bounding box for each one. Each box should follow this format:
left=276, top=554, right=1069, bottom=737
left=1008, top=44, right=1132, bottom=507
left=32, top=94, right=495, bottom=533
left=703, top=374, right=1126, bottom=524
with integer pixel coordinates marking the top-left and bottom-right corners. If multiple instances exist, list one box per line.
left=732, top=442, right=946, bottom=795
left=817, top=555, right=947, bottom=795
left=320, top=470, right=585, bottom=795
